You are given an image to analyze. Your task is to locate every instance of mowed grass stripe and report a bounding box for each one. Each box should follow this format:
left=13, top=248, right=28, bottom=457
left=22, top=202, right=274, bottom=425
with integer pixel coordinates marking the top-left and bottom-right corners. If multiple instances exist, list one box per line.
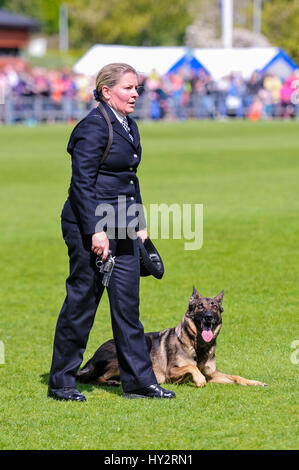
left=0, top=120, right=298, bottom=449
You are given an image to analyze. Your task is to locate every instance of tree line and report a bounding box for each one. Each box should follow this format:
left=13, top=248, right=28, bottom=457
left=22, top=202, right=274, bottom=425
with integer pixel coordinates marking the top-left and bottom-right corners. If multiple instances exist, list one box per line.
left=0, top=0, right=298, bottom=62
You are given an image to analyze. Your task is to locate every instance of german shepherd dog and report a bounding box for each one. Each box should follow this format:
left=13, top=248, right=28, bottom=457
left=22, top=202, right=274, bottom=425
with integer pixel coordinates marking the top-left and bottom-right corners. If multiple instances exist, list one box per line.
left=76, top=287, right=267, bottom=388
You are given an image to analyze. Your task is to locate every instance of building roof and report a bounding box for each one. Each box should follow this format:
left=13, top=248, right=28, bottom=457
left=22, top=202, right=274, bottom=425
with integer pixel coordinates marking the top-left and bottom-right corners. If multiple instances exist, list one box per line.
left=0, top=8, right=40, bottom=32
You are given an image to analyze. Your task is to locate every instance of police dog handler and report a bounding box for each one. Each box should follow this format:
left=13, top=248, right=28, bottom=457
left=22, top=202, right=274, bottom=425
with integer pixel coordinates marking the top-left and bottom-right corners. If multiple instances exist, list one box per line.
left=48, top=63, right=175, bottom=401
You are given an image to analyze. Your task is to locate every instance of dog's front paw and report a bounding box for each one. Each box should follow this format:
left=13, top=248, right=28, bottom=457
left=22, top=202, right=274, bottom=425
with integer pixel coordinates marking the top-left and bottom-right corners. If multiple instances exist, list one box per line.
left=195, top=377, right=207, bottom=388
left=241, top=378, right=268, bottom=387
left=252, top=380, right=268, bottom=387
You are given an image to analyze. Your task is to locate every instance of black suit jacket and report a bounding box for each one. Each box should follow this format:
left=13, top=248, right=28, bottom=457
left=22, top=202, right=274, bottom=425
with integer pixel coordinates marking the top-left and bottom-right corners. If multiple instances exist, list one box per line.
left=61, top=102, right=144, bottom=235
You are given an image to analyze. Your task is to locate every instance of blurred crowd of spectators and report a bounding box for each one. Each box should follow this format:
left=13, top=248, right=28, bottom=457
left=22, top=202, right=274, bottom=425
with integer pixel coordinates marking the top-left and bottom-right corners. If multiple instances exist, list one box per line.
left=144, top=66, right=299, bottom=120
left=0, top=62, right=92, bottom=104
left=0, top=60, right=299, bottom=122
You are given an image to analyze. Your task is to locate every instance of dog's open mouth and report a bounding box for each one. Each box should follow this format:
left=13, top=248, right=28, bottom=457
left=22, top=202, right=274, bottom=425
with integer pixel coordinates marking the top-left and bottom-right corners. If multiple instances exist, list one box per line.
left=201, top=329, right=214, bottom=343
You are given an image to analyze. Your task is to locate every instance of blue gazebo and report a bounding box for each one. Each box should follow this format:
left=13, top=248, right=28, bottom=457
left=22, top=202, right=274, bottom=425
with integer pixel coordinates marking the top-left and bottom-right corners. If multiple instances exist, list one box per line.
left=167, top=50, right=209, bottom=76
left=260, top=48, right=297, bottom=79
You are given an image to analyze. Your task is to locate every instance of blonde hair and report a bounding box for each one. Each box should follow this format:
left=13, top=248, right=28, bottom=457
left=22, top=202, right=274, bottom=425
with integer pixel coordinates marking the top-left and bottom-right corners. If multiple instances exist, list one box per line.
left=94, top=63, right=138, bottom=102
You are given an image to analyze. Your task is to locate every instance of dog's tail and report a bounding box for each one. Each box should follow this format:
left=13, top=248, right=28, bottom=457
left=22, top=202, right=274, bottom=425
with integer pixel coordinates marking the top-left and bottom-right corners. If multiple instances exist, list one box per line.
left=76, top=338, right=118, bottom=383
left=76, top=360, right=97, bottom=383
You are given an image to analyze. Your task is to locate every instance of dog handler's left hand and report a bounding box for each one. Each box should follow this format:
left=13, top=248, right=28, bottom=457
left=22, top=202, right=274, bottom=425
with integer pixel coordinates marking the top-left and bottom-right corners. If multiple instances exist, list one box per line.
left=137, top=229, right=148, bottom=244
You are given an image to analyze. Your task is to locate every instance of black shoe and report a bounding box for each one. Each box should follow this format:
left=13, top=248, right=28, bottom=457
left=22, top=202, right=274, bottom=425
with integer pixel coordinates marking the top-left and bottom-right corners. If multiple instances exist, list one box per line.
left=48, top=386, right=86, bottom=402
left=123, top=384, right=176, bottom=399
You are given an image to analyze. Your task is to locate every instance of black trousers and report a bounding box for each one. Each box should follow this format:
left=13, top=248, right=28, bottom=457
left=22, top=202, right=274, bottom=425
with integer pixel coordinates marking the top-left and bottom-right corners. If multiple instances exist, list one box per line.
left=48, top=219, right=157, bottom=392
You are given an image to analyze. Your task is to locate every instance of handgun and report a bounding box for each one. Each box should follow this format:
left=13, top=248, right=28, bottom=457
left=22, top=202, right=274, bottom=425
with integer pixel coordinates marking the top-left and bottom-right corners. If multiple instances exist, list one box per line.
left=95, top=251, right=115, bottom=287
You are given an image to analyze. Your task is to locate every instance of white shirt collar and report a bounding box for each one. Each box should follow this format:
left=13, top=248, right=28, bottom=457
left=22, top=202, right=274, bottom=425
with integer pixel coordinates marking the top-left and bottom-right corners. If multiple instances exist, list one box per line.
left=108, top=105, right=128, bottom=124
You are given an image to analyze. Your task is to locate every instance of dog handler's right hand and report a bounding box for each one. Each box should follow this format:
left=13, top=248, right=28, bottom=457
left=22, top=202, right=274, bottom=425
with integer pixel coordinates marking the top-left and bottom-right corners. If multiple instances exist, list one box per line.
left=92, top=231, right=109, bottom=261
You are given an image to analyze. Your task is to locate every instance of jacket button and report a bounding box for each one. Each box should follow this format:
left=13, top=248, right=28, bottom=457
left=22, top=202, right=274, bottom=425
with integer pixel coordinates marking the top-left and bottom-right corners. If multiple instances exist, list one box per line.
left=130, top=196, right=134, bottom=200
left=130, top=180, right=134, bottom=184
left=133, top=154, right=138, bottom=158
left=129, top=167, right=133, bottom=171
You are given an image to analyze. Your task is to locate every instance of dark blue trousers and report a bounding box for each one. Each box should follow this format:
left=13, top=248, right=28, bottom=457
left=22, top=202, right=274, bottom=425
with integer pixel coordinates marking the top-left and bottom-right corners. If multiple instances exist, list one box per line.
left=48, top=220, right=157, bottom=392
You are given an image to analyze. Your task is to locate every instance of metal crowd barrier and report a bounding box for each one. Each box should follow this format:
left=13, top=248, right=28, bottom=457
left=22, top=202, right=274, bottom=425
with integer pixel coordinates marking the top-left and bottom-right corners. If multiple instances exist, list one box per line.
left=0, top=92, right=151, bottom=124
left=0, top=91, right=298, bottom=124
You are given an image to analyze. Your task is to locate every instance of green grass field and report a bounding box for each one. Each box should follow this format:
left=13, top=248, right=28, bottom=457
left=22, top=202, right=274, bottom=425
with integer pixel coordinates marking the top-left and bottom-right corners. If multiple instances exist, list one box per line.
left=0, top=119, right=298, bottom=450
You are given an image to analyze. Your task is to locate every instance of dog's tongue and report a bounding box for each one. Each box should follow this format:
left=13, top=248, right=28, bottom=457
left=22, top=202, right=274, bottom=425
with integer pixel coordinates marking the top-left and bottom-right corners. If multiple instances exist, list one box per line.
left=201, top=330, right=213, bottom=343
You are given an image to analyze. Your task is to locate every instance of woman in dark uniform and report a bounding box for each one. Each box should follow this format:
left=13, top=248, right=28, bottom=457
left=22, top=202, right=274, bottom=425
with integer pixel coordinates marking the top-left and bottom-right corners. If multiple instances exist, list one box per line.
left=48, top=63, right=175, bottom=401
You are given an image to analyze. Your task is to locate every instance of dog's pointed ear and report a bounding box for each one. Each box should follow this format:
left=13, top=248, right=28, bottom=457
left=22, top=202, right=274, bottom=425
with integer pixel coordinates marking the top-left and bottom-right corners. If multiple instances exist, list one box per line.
left=187, top=285, right=198, bottom=317
left=192, top=285, right=203, bottom=298
left=215, top=290, right=224, bottom=312
left=215, top=290, right=224, bottom=302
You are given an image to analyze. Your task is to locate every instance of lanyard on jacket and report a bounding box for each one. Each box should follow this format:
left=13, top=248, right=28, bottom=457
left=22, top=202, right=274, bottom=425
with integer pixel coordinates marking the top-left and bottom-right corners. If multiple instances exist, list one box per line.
left=97, top=101, right=113, bottom=167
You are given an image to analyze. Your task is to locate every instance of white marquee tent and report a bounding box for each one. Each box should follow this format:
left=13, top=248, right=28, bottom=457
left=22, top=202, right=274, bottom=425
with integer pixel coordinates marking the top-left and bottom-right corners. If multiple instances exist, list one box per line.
left=193, top=47, right=297, bottom=80
left=73, top=44, right=297, bottom=80
left=73, top=44, right=186, bottom=77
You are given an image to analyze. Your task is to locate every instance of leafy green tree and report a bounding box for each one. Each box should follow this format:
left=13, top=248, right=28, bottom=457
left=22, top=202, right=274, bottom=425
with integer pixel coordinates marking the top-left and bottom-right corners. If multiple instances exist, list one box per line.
left=0, top=0, right=64, bottom=34
left=2, top=0, right=299, bottom=59
left=1, top=0, right=191, bottom=47
left=262, top=0, right=299, bottom=63
left=68, top=0, right=191, bottom=47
